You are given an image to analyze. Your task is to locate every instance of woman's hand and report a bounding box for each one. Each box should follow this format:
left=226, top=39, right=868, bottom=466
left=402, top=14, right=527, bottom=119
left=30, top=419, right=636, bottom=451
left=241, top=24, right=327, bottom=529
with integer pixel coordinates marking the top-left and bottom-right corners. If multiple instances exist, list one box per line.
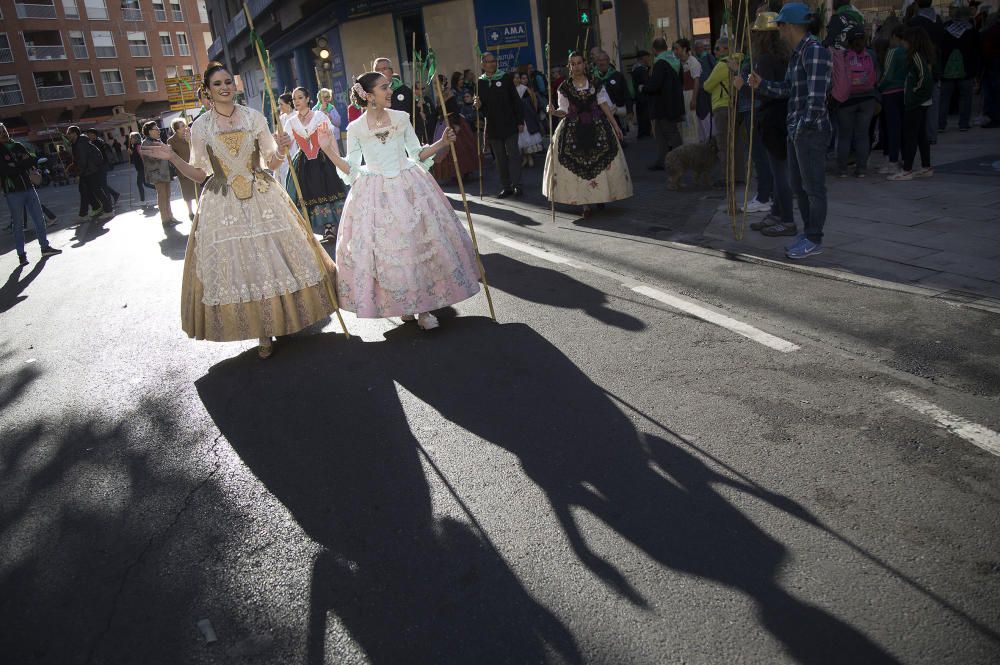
left=274, top=131, right=292, bottom=154
left=613, top=122, right=623, bottom=142
left=748, top=72, right=762, bottom=90
left=140, top=143, right=174, bottom=162
left=442, top=127, right=457, bottom=144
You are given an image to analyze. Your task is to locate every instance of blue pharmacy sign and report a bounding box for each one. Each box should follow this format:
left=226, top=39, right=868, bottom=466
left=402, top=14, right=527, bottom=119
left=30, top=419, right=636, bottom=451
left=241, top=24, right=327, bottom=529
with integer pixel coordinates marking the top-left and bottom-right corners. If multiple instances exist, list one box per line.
left=474, top=0, right=536, bottom=72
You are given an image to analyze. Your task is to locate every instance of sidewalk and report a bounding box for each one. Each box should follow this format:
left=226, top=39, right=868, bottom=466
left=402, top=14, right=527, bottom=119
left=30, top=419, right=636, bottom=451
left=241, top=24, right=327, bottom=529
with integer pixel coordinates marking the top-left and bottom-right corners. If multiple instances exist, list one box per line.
left=698, top=129, right=1000, bottom=310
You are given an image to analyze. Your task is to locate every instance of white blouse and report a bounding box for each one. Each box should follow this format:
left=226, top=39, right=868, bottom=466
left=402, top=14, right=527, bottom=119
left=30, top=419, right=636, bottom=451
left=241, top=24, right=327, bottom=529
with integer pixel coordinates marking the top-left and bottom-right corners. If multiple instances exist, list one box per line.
left=557, top=81, right=613, bottom=114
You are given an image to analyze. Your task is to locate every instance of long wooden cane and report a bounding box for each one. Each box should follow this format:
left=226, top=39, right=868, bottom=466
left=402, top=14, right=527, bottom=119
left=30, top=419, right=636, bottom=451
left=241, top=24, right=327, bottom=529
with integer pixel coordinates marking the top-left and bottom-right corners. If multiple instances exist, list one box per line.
left=427, top=35, right=496, bottom=321
left=412, top=32, right=418, bottom=129
left=474, top=43, right=483, bottom=200
left=244, top=4, right=349, bottom=339
left=547, top=17, right=555, bottom=224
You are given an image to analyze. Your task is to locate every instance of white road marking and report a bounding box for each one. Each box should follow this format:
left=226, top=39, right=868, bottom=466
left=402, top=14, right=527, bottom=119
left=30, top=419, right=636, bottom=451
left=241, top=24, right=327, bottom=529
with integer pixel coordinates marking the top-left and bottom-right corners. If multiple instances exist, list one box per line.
left=631, top=285, right=801, bottom=353
left=889, top=390, right=1000, bottom=457
left=489, top=235, right=800, bottom=353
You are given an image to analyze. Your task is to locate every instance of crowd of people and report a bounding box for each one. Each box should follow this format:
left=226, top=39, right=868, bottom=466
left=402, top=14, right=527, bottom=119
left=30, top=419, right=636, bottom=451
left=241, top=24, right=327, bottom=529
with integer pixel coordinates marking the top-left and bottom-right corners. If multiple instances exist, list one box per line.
left=4, top=0, right=997, bottom=355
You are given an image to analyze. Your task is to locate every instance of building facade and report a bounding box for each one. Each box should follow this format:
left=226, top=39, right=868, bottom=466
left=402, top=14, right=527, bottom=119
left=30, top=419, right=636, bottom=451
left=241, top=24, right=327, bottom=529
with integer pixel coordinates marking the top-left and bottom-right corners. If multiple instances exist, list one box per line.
left=0, top=0, right=212, bottom=148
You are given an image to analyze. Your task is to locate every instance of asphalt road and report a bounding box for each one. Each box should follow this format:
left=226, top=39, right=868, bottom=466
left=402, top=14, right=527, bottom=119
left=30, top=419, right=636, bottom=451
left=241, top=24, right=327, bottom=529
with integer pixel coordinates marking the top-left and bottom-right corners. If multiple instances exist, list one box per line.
left=1, top=165, right=998, bottom=665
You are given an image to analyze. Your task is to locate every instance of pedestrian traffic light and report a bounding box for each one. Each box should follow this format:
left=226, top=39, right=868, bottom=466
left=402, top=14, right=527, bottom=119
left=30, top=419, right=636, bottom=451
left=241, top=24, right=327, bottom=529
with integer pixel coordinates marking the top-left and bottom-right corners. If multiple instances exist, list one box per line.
left=578, top=2, right=592, bottom=25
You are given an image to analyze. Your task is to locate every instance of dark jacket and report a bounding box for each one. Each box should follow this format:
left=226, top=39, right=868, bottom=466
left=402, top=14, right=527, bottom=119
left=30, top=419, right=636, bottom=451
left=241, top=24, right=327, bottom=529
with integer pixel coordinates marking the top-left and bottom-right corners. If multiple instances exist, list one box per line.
left=904, top=52, right=935, bottom=110
left=940, top=21, right=981, bottom=80
left=90, top=137, right=114, bottom=170
left=390, top=80, right=432, bottom=144
left=476, top=72, right=524, bottom=140
left=0, top=140, right=37, bottom=193
left=824, top=6, right=865, bottom=49
left=643, top=56, right=685, bottom=122
left=71, top=135, right=104, bottom=177
left=906, top=13, right=947, bottom=78
left=595, top=67, right=630, bottom=110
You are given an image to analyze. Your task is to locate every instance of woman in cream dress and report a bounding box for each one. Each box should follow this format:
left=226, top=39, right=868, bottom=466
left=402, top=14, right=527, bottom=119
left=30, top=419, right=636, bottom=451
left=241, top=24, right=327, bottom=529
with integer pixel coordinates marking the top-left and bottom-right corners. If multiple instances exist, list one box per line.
left=543, top=51, right=633, bottom=217
left=142, top=63, right=340, bottom=359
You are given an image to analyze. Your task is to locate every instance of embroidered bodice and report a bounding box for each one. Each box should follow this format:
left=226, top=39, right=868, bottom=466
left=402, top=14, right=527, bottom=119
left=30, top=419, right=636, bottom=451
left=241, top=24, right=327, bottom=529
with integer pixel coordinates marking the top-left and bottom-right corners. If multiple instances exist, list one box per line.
left=191, top=105, right=277, bottom=200
left=284, top=111, right=334, bottom=161
left=338, top=109, right=434, bottom=185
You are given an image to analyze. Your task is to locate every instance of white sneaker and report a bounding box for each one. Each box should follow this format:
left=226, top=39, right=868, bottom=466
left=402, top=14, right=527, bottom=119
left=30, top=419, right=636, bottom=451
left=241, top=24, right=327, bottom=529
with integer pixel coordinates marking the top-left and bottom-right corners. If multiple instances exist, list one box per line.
left=742, top=197, right=771, bottom=213
left=877, top=162, right=900, bottom=175
left=417, top=313, right=439, bottom=330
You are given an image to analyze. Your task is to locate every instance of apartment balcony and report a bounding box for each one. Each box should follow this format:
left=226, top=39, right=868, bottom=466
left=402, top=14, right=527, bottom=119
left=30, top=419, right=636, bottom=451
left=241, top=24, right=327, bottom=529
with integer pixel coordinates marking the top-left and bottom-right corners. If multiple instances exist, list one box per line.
left=137, top=80, right=156, bottom=92
left=0, top=90, right=24, bottom=106
left=82, top=82, right=97, bottom=96
left=129, top=44, right=150, bottom=57
left=161, top=44, right=173, bottom=56
left=172, top=9, right=182, bottom=21
left=95, top=46, right=116, bottom=58
left=122, top=8, right=142, bottom=21
left=26, top=45, right=67, bottom=61
left=154, top=9, right=166, bottom=21
left=72, top=45, right=88, bottom=58
left=177, top=44, right=189, bottom=56
left=15, top=3, right=58, bottom=19
left=0, top=49, right=13, bottom=64
left=207, top=36, right=221, bottom=60
left=36, top=84, right=74, bottom=101
left=103, top=81, right=124, bottom=95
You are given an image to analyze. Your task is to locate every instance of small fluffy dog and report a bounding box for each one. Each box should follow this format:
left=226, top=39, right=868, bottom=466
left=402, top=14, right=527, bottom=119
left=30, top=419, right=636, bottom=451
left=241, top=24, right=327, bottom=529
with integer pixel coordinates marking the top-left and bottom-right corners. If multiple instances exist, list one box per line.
left=664, top=137, right=719, bottom=190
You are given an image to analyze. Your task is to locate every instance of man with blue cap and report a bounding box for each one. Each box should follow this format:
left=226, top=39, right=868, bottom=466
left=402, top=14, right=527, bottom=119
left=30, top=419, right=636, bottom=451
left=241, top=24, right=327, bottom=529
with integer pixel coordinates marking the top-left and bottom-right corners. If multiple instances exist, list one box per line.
left=747, top=2, right=832, bottom=260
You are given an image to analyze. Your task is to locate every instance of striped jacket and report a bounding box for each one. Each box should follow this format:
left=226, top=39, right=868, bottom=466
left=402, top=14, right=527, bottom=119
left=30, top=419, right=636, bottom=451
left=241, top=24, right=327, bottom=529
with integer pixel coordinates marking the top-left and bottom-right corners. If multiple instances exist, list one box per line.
left=904, top=52, right=934, bottom=110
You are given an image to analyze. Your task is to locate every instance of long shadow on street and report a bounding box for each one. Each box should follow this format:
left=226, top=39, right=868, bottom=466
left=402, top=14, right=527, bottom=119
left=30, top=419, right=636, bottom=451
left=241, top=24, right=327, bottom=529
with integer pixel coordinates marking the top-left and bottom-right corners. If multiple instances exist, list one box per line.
left=197, top=318, right=900, bottom=664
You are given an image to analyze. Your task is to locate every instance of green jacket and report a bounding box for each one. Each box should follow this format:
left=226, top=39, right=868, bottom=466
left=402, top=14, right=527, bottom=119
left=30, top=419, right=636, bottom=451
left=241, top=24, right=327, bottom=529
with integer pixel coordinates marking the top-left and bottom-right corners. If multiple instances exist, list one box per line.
left=904, top=52, right=934, bottom=110
left=878, top=46, right=907, bottom=93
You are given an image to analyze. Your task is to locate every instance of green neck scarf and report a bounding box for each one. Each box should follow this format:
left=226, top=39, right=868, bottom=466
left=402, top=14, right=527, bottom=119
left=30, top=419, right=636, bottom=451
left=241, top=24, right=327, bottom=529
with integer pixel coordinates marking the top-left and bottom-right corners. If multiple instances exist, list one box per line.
left=479, top=71, right=505, bottom=82
left=592, top=66, right=618, bottom=82
left=390, top=76, right=404, bottom=91
left=655, top=50, right=681, bottom=73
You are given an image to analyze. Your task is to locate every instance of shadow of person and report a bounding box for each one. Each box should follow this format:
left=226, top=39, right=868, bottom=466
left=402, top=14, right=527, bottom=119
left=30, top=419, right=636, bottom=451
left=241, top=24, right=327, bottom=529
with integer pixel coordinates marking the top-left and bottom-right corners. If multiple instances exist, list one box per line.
left=450, top=197, right=542, bottom=227
left=0, top=261, right=46, bottom=314
left=481, top=253, right=645, bottom=331
left=381, top=319, right=901, bottom=664
left=158, top=223, right=187, bottom=260
left=195, top=334, right=582, bottom=665
left=70, top=216, right=110, bottom=248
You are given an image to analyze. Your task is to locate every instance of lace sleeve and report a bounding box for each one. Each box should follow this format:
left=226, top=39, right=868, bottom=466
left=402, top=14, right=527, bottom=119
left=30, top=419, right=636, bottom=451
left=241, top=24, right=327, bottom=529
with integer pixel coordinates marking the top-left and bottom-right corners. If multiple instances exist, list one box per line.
left=190, top=120, right=212, bottom=175
left=338, top=126, right=363, bottom=186
left=255, top=109, right=278, bottom=166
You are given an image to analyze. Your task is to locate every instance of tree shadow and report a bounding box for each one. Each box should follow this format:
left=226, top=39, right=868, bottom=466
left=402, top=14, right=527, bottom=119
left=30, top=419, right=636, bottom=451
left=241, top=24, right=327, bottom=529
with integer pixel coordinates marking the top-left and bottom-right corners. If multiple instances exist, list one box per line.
left=159, top=224, right=189, bottom=261
left=481, top=253, right=645, bottom=331
left=376, top=319, right=903, bottom=664
left=0, top=390, right=243, bottom=665
left=0, top=260, right=47, bottom=314
left=195, top=334, right=582, bottom=665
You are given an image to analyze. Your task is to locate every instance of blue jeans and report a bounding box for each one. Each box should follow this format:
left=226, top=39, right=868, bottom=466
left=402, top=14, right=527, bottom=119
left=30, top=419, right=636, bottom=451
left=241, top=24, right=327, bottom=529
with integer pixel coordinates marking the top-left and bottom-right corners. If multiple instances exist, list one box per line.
left=836, top=98, right=878, bottom=174
left=787, top=128, right=830, bottom=244
left=939, top=78, right=974, bottom=130
left=767, top=150, right=794, bottom=227
left=6, top=189, right=49, bottom=257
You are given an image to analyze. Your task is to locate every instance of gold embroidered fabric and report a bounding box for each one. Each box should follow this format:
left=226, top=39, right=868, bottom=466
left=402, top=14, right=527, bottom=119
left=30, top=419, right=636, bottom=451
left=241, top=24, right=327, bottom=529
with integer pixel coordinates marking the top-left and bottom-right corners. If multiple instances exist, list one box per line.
left=189, top=106, right=326, bottom=307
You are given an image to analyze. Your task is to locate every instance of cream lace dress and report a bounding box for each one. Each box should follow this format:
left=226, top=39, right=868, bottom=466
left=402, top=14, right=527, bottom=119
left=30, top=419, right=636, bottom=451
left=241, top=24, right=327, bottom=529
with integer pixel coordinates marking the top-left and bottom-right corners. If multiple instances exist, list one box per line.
left=181, top=105, right=339, bottom=341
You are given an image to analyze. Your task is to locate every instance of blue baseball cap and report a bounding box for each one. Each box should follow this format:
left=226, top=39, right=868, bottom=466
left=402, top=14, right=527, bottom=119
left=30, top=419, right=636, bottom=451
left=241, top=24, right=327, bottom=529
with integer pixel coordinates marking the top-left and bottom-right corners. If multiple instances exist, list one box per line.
left=774, top=2, right=813, bottom=25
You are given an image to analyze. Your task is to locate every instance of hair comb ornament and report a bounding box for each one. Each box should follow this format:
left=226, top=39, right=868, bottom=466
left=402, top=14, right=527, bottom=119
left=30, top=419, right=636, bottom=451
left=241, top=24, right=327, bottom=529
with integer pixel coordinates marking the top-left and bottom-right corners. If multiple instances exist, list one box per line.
left=352, top=82, right=368, bottom=101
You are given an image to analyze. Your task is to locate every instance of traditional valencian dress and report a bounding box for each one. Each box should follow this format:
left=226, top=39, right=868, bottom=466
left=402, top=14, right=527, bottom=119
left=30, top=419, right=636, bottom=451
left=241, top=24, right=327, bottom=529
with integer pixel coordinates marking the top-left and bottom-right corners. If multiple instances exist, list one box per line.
left=335, top=108, right=480, bottom=318
left=181, top=105, right=339, bottom=341
left=542, top=79, right=633, bottom=206
left=431, top=95, right=479, bottom=183
left=284, top=110, right=347, bottom=242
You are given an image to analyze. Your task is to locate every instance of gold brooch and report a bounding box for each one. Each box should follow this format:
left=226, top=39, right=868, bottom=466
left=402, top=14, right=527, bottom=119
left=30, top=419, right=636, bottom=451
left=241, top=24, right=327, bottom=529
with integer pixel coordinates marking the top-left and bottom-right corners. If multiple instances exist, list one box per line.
left=374, top=130, right=390, bottom=144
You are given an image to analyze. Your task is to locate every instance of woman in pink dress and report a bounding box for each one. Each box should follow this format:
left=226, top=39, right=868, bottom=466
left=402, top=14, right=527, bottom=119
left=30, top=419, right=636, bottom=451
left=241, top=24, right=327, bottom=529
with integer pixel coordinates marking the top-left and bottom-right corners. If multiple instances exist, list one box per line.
left=324, top=71, right=481, bottom=331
